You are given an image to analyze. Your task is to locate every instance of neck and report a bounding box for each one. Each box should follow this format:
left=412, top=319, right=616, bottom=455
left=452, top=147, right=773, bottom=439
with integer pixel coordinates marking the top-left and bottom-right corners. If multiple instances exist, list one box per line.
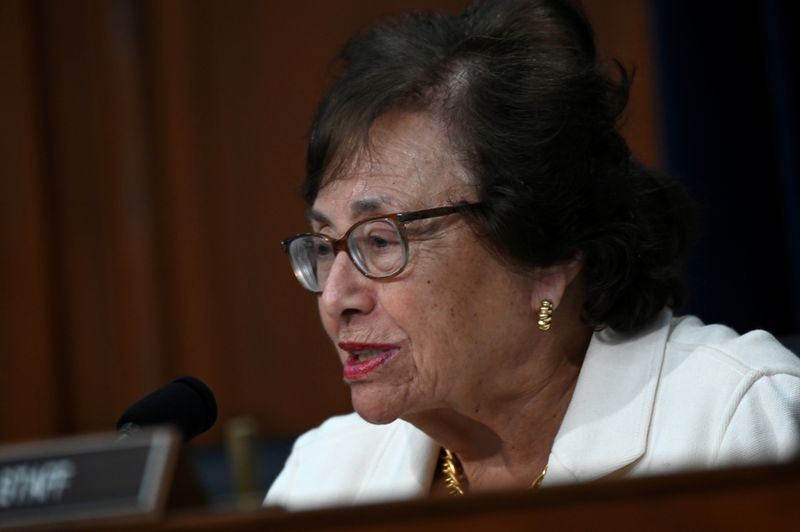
left=406, top=324, right=590, bottom=492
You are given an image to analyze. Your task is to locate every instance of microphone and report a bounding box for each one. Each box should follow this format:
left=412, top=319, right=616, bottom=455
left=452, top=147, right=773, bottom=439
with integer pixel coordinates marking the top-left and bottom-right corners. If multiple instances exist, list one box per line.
left=116, top=376, right=218, bottom=442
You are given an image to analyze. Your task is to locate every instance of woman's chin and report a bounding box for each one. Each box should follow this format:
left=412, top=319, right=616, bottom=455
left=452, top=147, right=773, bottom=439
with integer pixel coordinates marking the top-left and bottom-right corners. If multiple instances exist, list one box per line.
left=351, top=388, right=402, bottom=425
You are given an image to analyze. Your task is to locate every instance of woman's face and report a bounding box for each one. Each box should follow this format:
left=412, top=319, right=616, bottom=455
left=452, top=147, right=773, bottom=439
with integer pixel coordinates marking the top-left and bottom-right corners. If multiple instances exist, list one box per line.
left=311, top=112, right=543, bottom=424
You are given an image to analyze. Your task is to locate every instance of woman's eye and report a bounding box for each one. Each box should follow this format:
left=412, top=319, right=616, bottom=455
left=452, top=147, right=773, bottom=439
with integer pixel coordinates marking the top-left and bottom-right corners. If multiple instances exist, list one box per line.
left=315, top=241, right=333, bottom=256
left=365, top=232, right=399, bottom=250
left=369, top=235, right=389, bottom=248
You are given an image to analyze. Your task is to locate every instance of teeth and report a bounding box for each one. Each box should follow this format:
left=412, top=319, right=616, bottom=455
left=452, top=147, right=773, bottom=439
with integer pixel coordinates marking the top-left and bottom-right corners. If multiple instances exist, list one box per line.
left=355, top=350, right=384, bottom=362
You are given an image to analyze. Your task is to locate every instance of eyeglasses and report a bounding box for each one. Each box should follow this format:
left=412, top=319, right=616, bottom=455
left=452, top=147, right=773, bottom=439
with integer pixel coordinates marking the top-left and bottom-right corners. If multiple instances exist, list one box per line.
left=281, top=203, right=481, bottom=293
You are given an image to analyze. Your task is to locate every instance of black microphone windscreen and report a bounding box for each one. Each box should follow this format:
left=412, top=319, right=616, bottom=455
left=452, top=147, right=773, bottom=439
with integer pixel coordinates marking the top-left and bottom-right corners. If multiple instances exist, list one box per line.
left=116, top=376, right=218, bottom=441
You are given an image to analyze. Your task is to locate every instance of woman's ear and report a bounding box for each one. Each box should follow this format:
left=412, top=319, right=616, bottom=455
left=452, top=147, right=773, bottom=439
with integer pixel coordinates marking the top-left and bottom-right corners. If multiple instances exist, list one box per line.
left=529, top=253, right=583, bottom=312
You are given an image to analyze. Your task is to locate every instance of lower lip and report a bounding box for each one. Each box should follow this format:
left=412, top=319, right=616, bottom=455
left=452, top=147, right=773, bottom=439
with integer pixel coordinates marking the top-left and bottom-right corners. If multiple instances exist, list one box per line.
left=343, top=350, right=398, bottom=381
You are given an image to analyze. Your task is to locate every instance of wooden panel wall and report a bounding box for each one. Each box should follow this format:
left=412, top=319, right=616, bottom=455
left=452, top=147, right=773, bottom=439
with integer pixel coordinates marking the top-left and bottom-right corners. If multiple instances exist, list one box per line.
left=0, top=0, right=62, bottom=439
left=0, top=0, right=657, bottom=444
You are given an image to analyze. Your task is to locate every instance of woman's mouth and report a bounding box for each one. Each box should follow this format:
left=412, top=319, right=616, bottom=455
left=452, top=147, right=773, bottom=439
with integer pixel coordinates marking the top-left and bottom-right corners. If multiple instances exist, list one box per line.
left=338, top=342, right=400, bottom=381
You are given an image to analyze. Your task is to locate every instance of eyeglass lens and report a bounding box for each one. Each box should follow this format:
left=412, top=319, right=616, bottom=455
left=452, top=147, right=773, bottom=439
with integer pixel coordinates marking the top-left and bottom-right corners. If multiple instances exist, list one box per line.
left=287, top=219, right=407, bottom=292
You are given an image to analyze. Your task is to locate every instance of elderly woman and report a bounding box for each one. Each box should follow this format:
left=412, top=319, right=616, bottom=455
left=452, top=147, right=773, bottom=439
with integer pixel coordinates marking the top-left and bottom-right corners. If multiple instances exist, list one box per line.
left=266, top=0, right=800, bottom=509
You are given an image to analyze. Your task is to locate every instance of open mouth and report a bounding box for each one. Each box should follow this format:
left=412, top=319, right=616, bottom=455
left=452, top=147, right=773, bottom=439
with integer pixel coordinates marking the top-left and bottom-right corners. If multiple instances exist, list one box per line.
left=351, top=348, right=389, bottom=362
left=338, top=342, right=399, bottom=358
left=338, top=342, right=400, bottom=380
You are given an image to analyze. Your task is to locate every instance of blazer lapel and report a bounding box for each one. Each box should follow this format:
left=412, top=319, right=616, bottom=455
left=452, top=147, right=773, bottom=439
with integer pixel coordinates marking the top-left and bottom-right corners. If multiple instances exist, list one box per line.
left=547, top=309, right=672, bottom=483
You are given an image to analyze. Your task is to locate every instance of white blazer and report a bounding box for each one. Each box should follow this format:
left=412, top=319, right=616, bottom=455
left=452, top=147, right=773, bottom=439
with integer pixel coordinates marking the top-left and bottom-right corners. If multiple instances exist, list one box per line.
left=265, top=310, right=800, bottom=510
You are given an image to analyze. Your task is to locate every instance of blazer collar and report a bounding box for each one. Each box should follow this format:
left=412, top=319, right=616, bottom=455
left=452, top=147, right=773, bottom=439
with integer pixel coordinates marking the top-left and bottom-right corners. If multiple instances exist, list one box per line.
left=547, top=309, right=672, bottom=483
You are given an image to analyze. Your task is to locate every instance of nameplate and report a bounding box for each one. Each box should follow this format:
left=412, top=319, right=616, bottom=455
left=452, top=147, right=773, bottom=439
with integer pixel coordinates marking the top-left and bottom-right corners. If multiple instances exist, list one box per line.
left=0, top=427, right=179, bottom=528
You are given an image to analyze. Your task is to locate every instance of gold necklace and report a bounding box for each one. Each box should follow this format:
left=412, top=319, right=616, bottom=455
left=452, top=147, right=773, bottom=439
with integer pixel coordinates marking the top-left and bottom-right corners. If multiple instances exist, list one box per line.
left=440, top=447, right=548, bottom=496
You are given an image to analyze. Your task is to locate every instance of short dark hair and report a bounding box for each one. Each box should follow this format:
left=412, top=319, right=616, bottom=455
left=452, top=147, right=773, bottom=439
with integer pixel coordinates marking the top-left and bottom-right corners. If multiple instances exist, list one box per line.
left=303, top=0, right=696, bottom=333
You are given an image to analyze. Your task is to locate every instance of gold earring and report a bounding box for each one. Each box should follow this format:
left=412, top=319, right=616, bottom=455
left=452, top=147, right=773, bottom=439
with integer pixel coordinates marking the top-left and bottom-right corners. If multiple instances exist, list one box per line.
left=538, top=300, right=553, bottom=331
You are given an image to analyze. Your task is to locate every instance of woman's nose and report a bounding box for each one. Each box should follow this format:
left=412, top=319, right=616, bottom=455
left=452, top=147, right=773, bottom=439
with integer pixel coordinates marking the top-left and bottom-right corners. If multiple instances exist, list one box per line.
left=319, top=251, right=376, bottom=320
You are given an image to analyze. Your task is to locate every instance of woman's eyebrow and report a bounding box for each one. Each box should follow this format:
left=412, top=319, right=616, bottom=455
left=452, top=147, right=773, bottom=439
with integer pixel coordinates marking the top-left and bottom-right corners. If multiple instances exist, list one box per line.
left=306, top=208, right=330, bottom=226
left=307, top=196, right=403, bottom=226
left=350, top=197, right=388, bottom=217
